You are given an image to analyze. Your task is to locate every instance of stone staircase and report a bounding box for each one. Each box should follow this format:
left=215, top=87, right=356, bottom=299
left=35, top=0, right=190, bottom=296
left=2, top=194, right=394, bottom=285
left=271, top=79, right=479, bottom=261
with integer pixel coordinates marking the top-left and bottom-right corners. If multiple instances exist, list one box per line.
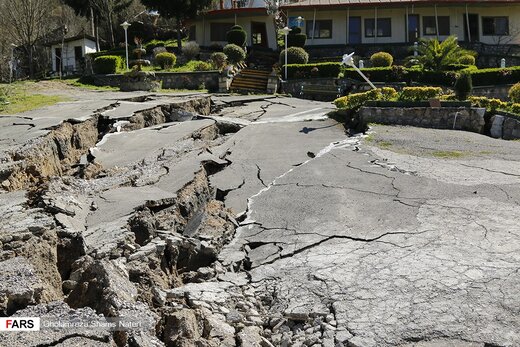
left=230, top=68, right=270, bottom=94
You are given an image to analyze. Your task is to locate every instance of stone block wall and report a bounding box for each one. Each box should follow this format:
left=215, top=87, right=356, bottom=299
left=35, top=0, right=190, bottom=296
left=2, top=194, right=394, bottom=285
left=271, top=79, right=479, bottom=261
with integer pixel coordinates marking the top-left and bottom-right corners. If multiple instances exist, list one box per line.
left=359, top=107, right=486, bottom=134
left=92, top=71, right=219, bottom=91
left=490, top=114, right=520, bottom=140
left=472, top=85, right=513, bottom=101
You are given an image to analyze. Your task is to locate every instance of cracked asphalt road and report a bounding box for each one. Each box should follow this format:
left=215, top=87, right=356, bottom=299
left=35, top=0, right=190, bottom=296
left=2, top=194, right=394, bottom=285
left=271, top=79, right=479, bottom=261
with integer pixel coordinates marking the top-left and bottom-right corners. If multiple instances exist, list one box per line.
left=218, top=121, right=520, bottom=346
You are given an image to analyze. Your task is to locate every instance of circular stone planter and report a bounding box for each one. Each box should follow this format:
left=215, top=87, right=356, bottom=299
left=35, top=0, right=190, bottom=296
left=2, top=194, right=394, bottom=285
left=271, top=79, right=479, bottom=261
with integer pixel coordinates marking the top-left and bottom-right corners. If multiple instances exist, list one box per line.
left=120, top=70, right=161, bottom=92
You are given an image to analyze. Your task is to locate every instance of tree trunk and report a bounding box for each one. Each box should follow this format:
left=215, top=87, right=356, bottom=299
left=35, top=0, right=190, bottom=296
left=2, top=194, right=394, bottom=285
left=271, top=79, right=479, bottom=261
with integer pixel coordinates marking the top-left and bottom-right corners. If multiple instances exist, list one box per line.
left=28, top=46, right=34, bottom=78
left=177, top=18, right=183, bottom=50
left=90, top=7, right=95, bottom=36
left=95, top=16, right=100, bottom=51
left=108, top=12, right=115, bottom=48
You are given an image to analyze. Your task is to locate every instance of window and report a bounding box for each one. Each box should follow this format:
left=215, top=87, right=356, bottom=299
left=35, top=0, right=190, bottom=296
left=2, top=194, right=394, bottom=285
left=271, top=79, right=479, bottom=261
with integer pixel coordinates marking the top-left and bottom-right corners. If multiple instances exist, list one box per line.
left=306, top=20, right=333, bottom=39
left=482, top=17, right=509, bottom=36
left=210, top=23, right=234, bottom=41
left=365, top=18, right=391, bottom=37
left=423, top=16, right=450, bottom=36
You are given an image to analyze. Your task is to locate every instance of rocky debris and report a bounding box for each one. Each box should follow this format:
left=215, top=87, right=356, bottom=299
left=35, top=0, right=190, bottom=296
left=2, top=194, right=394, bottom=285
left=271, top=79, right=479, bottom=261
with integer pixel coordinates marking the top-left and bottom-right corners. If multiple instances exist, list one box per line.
left=0, top=257, right=44, bottom=315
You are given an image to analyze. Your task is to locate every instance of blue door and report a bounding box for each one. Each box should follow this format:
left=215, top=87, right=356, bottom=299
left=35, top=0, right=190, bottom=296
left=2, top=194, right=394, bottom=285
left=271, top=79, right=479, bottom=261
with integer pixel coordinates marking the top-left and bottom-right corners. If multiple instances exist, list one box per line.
left=407, top=14, right=420, bottom=42
left=349, top=17, right=361, bottom=44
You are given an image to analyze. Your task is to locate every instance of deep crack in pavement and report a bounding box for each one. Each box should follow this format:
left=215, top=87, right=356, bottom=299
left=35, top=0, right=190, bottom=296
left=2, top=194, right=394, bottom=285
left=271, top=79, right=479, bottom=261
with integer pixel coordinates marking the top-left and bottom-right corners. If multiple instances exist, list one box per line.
left=0, top=94, right=519, bottom=347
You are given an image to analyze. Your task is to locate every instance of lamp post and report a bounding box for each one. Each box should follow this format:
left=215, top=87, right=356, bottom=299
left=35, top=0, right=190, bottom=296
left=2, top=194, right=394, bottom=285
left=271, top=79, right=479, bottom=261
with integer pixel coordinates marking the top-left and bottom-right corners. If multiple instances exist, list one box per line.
left=9, top=43, right=16, bottom=84
left=342, top=52, right=376, bottom=90
left=296, top=16, right=304, bottom=27
left=121, top=21, right=131, bottom=70
left=281, top=26, right=292, bottom=80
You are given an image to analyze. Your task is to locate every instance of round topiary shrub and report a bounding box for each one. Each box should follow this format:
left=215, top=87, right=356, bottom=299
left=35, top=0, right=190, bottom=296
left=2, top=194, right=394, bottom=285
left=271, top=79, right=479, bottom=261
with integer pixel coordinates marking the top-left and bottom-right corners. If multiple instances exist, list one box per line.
left=509, top=82, right=520, bottom=103
left=193, top=61, right=213, bottom=71
left=370, top=52, right=393, bottom=67
left=227, top=25, right=247, bottom=46
left=210, top=52, right=227, bottom=69
left=287, top=27, right=307, bottom=48
left=458, top=54, right=476, bottom=66
left=155, top=52, right=177, bottom=69
left=223, top=44, right=246, bottom=64
left=454, top=73, right=473, bottom=101
left=279, top=47, right=309, bottom=65
left=93, top=55, right=124, bottom=74
left=182, top=41, right=200, bottom=61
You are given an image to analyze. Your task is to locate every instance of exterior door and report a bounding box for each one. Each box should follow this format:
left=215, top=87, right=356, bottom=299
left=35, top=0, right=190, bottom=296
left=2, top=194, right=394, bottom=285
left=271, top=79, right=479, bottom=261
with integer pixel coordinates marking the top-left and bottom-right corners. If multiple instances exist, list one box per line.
left=463, top=14, right=479, bottom=42
left=251, top=22, right=268, bottom=47
left=348, top=17, right=362, bottom=44
left=407, top=14, right=420, bottom=42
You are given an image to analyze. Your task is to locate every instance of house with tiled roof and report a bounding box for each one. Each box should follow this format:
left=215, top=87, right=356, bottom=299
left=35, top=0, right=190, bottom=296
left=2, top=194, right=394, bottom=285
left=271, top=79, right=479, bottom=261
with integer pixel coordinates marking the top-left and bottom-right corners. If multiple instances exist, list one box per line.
left=193, top=0, right=520, bottom=52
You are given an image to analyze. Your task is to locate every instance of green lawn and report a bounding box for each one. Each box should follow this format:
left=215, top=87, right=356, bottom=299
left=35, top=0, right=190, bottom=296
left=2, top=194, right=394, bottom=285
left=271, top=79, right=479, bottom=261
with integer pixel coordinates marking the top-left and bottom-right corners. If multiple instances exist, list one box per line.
left=0, top=82, right=69, bottom=114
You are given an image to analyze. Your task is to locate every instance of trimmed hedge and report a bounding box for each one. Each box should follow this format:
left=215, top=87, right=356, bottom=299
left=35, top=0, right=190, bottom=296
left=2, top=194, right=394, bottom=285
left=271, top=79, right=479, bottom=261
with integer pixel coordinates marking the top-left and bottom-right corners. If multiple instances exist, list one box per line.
left=155, top=52, right=177, bottom=69
left=334, top=87, right=398, bottom=110
left=284, top=62, right=342, bottom=79
left=398, top=87, right=443, bottom=102
left=509, top=83, right=520, bottom=103
left=287, top=28, right=307, bottom=48
left=223, top=44, right=246, bottom=64
left=227, top=25, right=247, bottom=46
left=468, top=96, right=507, bottom=111
left=370, top=52, right=393, bottom=67
left=470, top=66, right=520, bottom=86
left=280, top=47, right=309, bottom=65
left=93, top=55, right=123, bottom=74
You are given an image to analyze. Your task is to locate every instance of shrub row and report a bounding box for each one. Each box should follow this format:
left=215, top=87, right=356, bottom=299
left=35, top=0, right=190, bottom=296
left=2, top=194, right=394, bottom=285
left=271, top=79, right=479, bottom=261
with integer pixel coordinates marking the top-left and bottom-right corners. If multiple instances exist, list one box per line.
left=284, top=62, right=342, bottom=79
left=334, top=86, right=444, bottom=110
left=287, top=63, right=520, bottom=86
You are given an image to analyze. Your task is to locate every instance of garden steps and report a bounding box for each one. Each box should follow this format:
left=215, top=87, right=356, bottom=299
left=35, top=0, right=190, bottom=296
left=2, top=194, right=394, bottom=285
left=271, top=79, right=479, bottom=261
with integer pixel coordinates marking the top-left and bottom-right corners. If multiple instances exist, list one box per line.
left=230, top=68, right=270, bottom=93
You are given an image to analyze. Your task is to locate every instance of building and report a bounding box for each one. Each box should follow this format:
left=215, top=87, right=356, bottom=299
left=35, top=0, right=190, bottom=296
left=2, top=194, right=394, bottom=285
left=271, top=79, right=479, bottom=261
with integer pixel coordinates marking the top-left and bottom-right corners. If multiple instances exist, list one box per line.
left=49, top=34, right=98, bottom=74
left=193, top=0, right=520, bottom=50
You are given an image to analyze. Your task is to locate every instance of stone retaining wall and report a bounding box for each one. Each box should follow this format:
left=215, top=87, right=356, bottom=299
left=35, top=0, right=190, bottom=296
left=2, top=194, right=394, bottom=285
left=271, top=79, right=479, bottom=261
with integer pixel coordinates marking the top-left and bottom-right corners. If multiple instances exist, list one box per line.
left=472, top=85, right=513, bottom=101
left=91, top=71, right=219, bottom=91
left=490, top=114, right=520, bottom=140
left=359, top=107, right=486, bottom=133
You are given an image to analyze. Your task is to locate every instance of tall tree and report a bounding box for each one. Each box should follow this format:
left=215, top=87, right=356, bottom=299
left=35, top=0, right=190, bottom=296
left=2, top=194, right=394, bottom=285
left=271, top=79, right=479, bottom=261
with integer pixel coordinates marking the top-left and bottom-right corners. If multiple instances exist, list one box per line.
left=141, top=0, right=212, bottom=49
left=0, top=0, right=57, bottom=77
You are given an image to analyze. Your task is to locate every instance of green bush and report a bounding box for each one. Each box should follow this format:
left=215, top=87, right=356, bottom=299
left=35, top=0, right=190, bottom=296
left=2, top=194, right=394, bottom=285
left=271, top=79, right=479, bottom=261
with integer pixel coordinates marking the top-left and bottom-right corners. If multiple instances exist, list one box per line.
left=287, top=28, right=307, bottom=48
left=458, top=55, right=476, bottom=65
left=284, top=62, right=341, bottom=79
left=370, top=52, right=393, bottom=67
left=468, top=96, right=507, bottom=111
left=227, top=25, right=247, bottom=46
left=144, top=40, right=166, bottom=52
left=334, top=87, right=398, bottom=110
left=155, top=52, right=177, bottom=69
left=280, top=47, right=309, bottom=65
left=510, top=103, right=520, bottom=114
left=398, top=87, right=443, bottom=102
left=454, top=73, right=473, bottom=100
left=210, top=52, right=227, bottom=69
left=223, top=44, right=246, bottom=64
left=182, top=41, right=200, bottom=60
left=93, top=55, right=124, bottom=74
left=508, top=83, right=520, bottom=103
left=470, top=66, right=520, bottom=86
left=193, top=61, right=213, bottom=71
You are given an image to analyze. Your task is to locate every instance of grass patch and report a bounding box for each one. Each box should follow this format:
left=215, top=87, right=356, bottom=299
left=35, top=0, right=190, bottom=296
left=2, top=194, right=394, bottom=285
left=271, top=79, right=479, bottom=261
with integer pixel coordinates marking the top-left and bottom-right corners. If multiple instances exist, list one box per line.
left=377, top=141, right=393, bottom=149
left=0, top=82, right=69, bottom=114
left=432, top=150, right=466, bottom=159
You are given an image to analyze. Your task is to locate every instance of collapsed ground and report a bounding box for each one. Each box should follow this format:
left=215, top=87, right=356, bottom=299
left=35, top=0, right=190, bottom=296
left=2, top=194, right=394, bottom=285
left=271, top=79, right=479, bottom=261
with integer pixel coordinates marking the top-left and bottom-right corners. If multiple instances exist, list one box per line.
left=0, top=90, right=519, bottom=347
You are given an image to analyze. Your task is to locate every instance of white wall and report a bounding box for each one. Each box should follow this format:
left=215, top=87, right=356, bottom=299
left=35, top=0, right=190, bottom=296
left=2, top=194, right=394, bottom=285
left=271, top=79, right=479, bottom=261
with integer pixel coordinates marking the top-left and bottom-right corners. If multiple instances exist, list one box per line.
left=197, top=15, right=278, bottom=50
left=51, top=39, right=97, bottom=72
left=288, top=4, right=520, bottom=45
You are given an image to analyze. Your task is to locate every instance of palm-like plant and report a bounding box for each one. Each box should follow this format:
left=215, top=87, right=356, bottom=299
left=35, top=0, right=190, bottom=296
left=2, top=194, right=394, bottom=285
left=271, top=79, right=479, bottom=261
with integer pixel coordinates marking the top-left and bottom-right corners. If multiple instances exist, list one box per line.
left=415, top=36, right=476, bottom=71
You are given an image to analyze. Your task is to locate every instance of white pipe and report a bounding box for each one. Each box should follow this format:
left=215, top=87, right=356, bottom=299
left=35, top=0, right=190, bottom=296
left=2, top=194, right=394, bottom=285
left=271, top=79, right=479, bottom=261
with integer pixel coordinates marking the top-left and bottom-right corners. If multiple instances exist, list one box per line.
left=311, top=8, right=316, bottom=43
left=374, top=7, right=378, bottom=43
left=346, top=7, right=350, bottom=44
left=405, top=6, right=409, bottom=42
left=435, top=4, right=439, bottom=39
left=465, top=4, right=471, bottom=42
